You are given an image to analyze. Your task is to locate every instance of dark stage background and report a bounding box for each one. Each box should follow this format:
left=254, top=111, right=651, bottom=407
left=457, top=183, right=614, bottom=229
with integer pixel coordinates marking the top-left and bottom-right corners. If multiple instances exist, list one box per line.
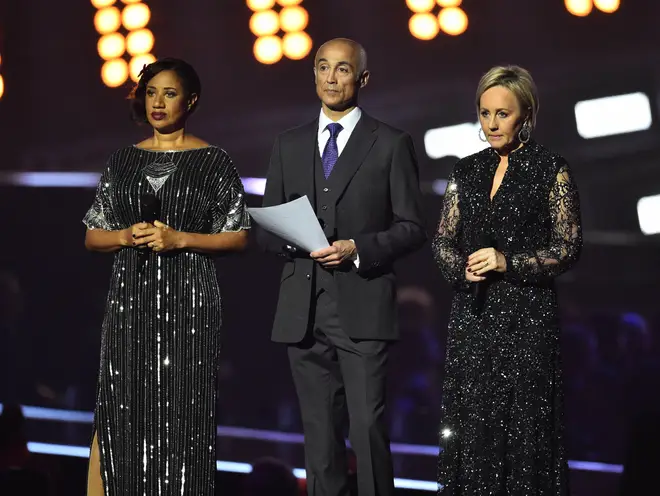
left=1, top=0, right=660, bottom=492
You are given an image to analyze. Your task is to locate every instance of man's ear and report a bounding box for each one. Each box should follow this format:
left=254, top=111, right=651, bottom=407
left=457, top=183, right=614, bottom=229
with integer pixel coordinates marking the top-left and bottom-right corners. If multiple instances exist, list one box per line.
left=359, top=70, right=370, bottom=89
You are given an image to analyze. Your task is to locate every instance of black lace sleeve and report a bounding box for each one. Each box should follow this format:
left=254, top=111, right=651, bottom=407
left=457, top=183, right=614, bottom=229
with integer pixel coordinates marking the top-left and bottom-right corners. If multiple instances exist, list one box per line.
left=502, top=161, right=582, bottom=284
left=432, top=171, right=470, bottom=291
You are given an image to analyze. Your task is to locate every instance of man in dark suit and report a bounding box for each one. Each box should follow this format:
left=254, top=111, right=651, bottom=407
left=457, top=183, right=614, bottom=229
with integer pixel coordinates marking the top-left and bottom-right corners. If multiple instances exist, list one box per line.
left=259, top=38, right=427, bottom=496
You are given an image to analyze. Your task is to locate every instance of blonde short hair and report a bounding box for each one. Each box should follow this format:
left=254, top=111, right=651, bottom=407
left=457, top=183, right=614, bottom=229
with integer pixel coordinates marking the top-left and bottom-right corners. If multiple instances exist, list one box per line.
left=475, top=65, right=539, bottom=130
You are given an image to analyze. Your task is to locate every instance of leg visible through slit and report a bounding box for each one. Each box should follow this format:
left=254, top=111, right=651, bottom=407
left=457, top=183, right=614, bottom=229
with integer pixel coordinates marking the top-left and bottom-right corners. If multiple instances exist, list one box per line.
left=87, top=432, right=104, bottom=496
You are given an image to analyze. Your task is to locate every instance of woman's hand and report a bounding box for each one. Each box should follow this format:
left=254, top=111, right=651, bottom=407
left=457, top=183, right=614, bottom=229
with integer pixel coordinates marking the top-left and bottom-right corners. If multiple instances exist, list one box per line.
left=86, top=222, right=153, bottom=253
left=121, top=222, right=153, bottom=248
left=467, top=247, right=507, bottom=277
left=465, top=266, right=486, bottom=282
left=133, top=220, right=182, bottom=253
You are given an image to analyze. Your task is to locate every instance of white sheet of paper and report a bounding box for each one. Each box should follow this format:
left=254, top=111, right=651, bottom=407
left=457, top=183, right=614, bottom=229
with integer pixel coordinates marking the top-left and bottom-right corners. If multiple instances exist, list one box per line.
left=248, top=195, right=329, bottom=253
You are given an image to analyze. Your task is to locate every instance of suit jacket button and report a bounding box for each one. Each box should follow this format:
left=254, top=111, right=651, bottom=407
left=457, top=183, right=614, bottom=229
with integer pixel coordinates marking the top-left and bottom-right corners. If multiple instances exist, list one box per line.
left=306, top=274, right=311, bottom=280
left=323, top=187, right=329, bottom=192
left=321, top=205, right=328, bottom=210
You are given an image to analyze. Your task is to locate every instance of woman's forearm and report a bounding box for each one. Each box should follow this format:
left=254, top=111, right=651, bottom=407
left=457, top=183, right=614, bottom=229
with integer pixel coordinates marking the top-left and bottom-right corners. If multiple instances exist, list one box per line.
left=177, top=230, right=248, bottom=255
left=85, top=228, right=130, bottom=253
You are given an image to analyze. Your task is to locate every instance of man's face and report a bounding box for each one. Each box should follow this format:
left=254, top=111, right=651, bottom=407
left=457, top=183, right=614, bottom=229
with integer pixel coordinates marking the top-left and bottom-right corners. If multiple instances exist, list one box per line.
left=314, top=41, right=368, bottom=112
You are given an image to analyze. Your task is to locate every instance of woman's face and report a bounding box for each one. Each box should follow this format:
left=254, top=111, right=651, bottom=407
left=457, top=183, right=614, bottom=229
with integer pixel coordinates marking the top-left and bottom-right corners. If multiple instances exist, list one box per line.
left=144, top=70, right=195, bottom=132
left=478, top=85, right=526, bottom=152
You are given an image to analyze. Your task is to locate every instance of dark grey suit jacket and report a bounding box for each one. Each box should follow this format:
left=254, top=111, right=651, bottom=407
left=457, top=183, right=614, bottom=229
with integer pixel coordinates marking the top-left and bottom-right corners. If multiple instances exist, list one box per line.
left=258, top=112, right=427, bottom=343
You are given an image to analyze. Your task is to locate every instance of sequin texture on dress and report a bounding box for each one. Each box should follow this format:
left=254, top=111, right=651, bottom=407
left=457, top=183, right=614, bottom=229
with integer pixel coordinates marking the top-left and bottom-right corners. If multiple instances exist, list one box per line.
left=83, top=145, right=251, bottom=495
left=432, top=140, right=582, bottom=495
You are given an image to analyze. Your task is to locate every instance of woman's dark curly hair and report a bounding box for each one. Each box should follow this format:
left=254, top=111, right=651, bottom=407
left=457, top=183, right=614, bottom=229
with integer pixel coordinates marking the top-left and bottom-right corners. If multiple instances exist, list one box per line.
left=128, top=58, right=202, bottom=124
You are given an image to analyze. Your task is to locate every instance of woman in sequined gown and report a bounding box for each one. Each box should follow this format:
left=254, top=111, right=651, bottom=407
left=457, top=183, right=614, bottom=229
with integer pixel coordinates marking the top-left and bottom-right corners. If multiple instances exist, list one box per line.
left=433, top=66, right=582, bottom=495
left=83, top=59, right=250, bottom=496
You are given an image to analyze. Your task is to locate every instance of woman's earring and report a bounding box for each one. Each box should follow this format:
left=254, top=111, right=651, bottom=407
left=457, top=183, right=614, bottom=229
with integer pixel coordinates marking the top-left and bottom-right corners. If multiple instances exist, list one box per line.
left=478, top=128, right=488, bottom=143
left=518, top=123, right=531, bottom=144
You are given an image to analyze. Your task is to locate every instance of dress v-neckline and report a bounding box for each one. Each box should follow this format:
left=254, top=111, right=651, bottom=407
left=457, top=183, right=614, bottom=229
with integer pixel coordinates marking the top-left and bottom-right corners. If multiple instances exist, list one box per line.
left=489, top=159, right=510, bottom=203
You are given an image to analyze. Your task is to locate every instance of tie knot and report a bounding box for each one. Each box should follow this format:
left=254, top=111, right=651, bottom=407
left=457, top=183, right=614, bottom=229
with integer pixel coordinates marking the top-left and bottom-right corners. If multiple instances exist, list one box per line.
left=326, top=122, right=343, bottom=138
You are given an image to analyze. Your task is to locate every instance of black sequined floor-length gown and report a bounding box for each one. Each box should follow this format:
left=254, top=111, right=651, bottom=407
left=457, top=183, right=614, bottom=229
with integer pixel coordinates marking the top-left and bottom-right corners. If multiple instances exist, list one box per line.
left=83, top=146, right=250, bottom=495
left=432, top=141, right=582, bottom=495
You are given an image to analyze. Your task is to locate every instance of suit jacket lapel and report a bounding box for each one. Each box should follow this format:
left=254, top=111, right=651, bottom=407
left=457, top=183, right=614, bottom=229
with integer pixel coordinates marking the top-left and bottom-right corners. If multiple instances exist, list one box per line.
left=294, top=118, right=318, bottom=211
left=327, top=113, right=378, bottom=203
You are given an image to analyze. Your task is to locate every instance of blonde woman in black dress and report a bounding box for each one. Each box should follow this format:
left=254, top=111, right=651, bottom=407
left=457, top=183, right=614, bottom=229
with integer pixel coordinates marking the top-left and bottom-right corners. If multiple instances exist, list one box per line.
left=433, top=66, right=581, bottom=495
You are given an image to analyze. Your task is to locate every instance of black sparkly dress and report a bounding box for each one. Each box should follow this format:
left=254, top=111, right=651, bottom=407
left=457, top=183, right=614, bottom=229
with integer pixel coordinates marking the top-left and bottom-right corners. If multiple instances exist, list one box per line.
left=432, top=141, right=581, bottom=495
left=83, top=146, right=250, bottom=495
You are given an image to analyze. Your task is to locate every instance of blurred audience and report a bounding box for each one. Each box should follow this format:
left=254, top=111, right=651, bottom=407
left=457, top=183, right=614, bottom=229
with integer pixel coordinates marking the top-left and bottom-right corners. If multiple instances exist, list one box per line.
left=617, top=312, right=660, bottom=495
left=562, top=322, right=612, bottom=460
left=242, top=457, right=300, bottom=496
left=0, top=404, right=50, bottom=495
left=0, top=271, right=27, bottom=404
left=389, top=286, right=443, bottom=445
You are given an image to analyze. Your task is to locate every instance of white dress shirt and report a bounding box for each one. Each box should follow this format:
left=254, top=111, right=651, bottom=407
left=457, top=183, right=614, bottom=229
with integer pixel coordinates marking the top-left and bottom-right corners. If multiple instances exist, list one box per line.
left=317, top=107, right=363, bottom=268
left=317, top=106, right=362, bottom=157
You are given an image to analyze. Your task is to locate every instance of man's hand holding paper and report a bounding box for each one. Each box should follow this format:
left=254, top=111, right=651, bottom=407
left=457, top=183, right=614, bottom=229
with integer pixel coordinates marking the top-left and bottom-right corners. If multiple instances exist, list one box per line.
left=310, top=240, right=358, bottom=268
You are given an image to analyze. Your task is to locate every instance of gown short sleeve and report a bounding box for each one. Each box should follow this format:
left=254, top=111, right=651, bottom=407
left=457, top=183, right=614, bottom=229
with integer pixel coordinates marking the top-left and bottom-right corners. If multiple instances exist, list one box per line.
left=83, top=165, right=119, bottom=231
left=209, top=154, right=251, bottom=234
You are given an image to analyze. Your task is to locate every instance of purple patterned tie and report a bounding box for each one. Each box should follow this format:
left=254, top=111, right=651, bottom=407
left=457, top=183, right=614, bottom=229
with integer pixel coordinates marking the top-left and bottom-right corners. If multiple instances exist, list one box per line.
left=322, top=122, right=343, bottom=179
